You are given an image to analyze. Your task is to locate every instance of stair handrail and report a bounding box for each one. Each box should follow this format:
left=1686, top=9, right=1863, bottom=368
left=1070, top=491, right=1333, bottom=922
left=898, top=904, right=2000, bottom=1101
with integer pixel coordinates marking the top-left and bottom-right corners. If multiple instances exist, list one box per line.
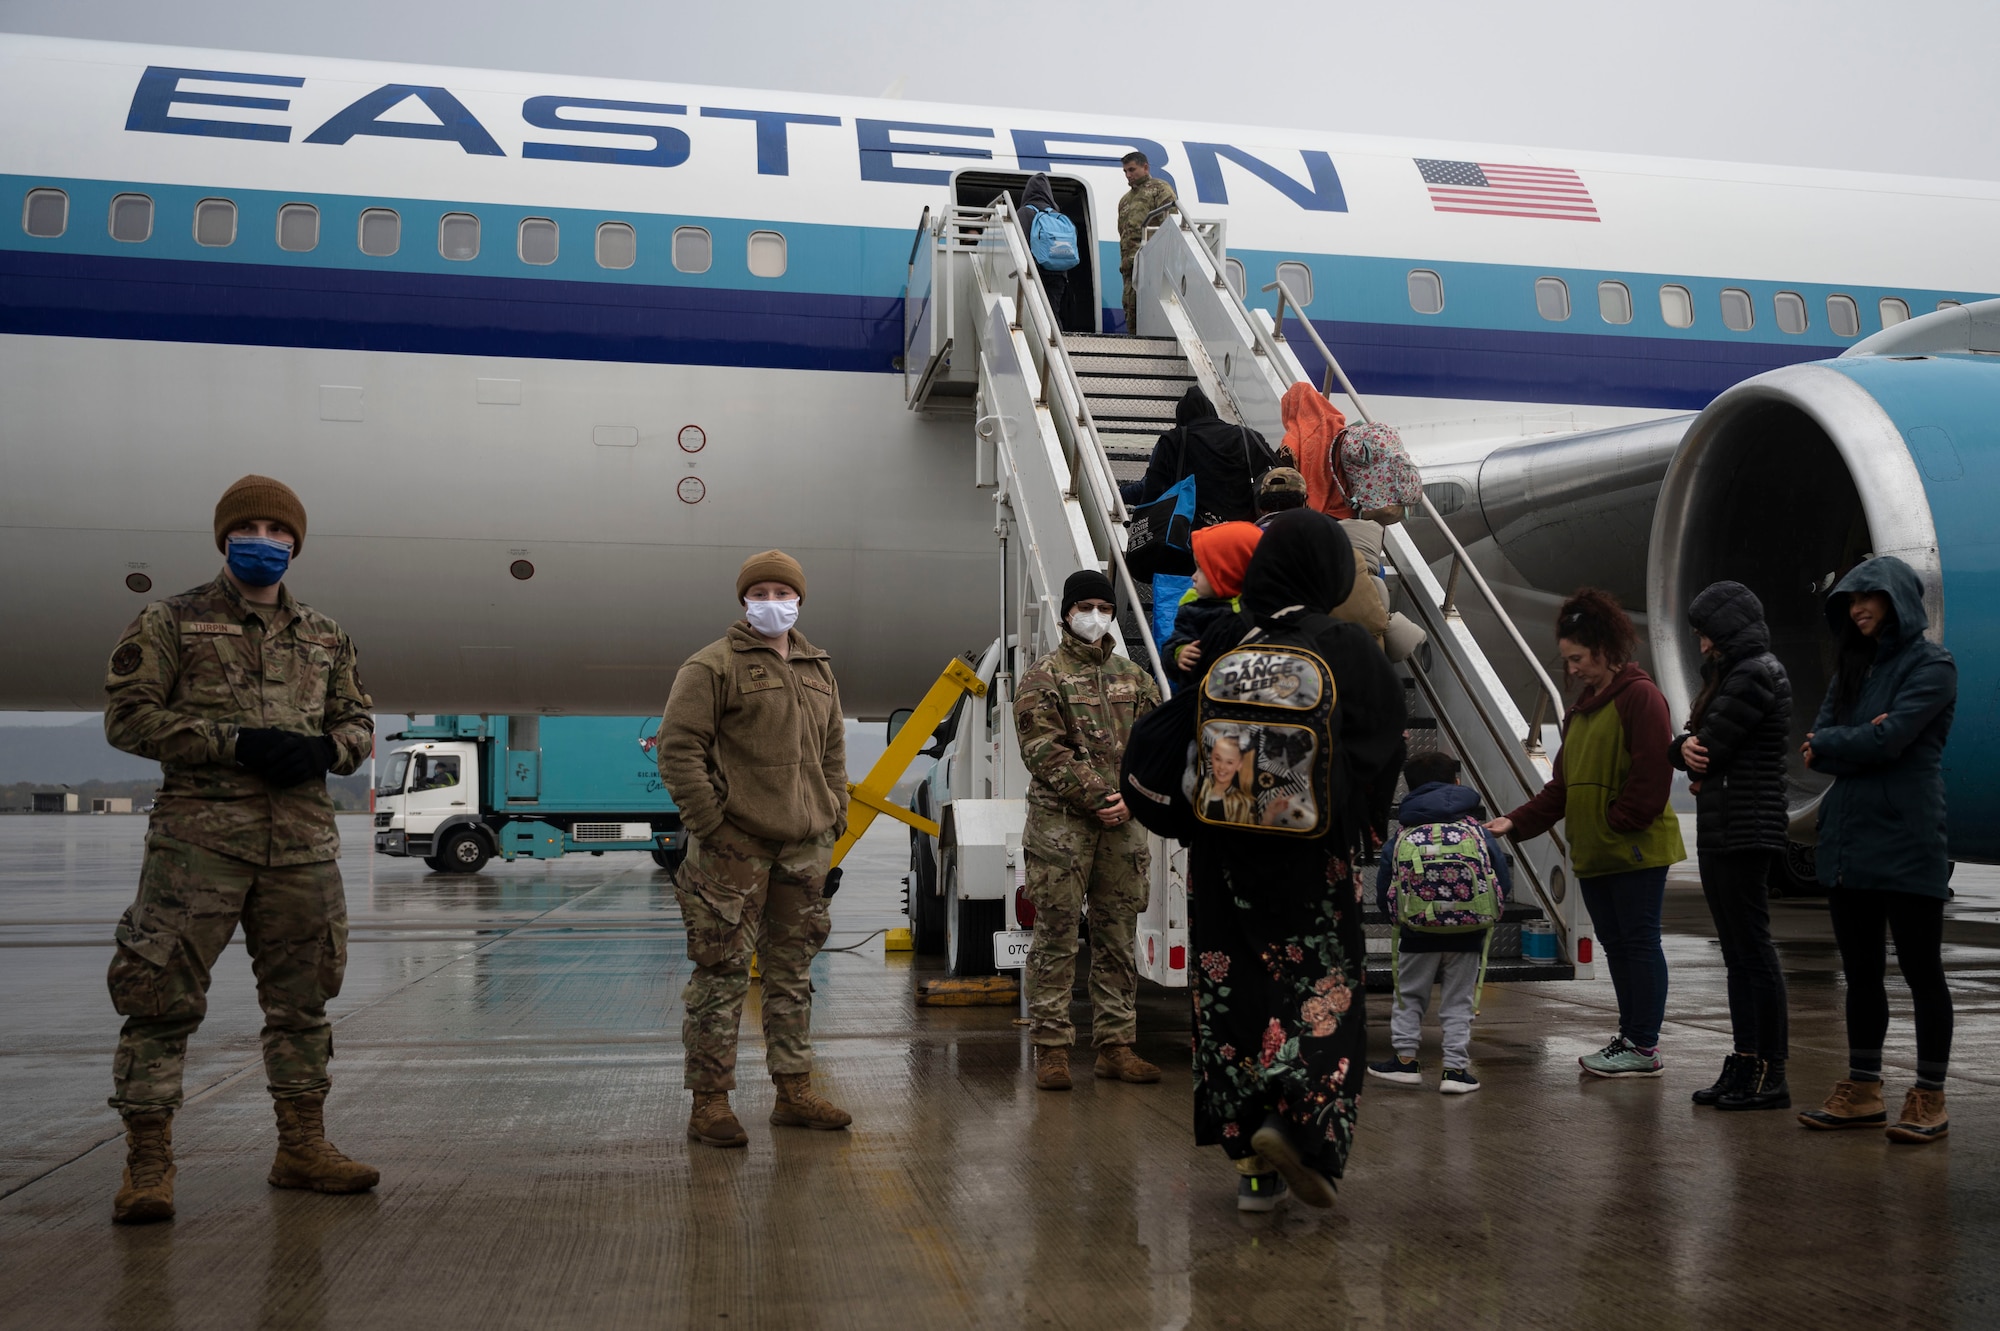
left=1259, top=276, right=1567, bottom=740
left=953, top=201, right=1170, bottom=692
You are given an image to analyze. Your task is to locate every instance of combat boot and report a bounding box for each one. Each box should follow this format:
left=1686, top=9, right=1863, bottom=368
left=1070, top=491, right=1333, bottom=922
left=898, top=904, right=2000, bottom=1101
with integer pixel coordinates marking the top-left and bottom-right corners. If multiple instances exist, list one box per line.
left=111, top=1112, right=176, bottom=1225
left=1034, top=1045, right=1072, bottom=1091
left=1886, top=1087, right=1949, bottom=1145
left=1798, top=1078, right=1888, bottom=1130
left=769, top=1072, right=852, bottom=1130
left=687, top=1091, right=749, bottom=1148
left=1094, top=1044, right=1162, bottom=1084
left=268, top=1093, right=380, bottom=1193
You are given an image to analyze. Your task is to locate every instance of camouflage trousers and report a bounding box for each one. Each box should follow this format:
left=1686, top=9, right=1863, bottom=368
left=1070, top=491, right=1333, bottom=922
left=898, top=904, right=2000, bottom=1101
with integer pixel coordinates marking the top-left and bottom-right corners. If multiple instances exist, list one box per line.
left=107, top=832, right=347, bottom=1114
left=674, top=820, right=834, bottom=1092
left=1023, top=803, right=1150, bottom=1048
left=1120, top=259, right=1138, bottom=335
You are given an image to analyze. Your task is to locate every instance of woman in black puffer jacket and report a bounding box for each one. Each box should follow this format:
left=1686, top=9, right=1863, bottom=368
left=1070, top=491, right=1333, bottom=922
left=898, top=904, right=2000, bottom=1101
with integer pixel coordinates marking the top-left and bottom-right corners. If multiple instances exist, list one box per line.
left=1671, top=581, right=1793, bottom=1111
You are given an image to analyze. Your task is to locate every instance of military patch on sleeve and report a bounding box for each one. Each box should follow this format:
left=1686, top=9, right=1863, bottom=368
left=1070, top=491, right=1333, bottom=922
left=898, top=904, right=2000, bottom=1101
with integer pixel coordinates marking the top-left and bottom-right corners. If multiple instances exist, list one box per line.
left=110, top=642, right=143, bottom=676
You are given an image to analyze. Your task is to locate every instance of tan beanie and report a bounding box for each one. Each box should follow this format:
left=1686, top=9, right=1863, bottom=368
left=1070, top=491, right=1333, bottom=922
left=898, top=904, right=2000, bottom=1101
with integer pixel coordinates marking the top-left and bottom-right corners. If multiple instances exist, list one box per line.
left=214, top=475, right=308, bottom=553
left=736, top=550, right=806, bottom=601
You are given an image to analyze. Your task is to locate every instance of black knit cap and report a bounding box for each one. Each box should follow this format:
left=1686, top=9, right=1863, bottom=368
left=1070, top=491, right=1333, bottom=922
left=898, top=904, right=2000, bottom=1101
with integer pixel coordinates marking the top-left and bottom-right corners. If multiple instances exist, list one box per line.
left=1062, top=569, right=1116, bottom=616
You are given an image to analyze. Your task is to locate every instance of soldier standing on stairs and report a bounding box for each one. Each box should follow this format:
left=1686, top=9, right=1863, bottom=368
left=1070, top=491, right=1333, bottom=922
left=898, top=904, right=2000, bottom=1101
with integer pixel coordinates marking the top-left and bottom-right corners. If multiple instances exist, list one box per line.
left=656, top=550, right=854, bottom=1148
left=1015, top=570, right=1164, bottom=1091
left=102, top=474, right=380, bottom=1225
left=1116, top=151, right=1178, bottom=335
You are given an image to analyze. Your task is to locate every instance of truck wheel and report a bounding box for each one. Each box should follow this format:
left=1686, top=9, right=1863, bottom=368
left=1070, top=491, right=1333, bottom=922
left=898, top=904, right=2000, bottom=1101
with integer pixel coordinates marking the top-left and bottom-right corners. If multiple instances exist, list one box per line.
left=909, top=832, right=945, bottom=955
left=439, top=828, right=491, bottom=874
left=651, top=845, right=687, bottom=876
left=422, top=855, right=445, bottom=873
left=944, top=853, right=1003, bottom=976
left=1776, top=841, right=1820, bottom=898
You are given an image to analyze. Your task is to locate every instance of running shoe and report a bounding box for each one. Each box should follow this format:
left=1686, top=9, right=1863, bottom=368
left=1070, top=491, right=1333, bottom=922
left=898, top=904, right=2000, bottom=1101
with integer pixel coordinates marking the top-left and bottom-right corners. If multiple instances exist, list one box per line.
left=1579, top=1036, right=1663, bottom=1079
left=1368, top=1055, right=1423, bottom=1087
left=1237, top=1171, right=1289, bottom=1213
left=1440, top=1067, right=1481, bottom=1094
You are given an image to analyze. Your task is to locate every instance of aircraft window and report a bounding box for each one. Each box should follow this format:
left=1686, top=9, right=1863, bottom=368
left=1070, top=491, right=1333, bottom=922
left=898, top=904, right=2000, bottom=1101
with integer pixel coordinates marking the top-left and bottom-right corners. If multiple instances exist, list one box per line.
left=193, top=198, right=236, bottom=248
left=1534, top=277, right=1569, bottom=321
left=747, top=230, right=787, bottom=279
left=277, top=203, right=319, bottom=253
left=23, top=188, right=67, bottom=238
left=519, top=217, right=559, bottom=266
left=1597, top=280, right=1632, bottom=325
left=439, top=213, right=480, bottom=261
left=1937, top=299, right=1962, bottom=310
left=673, top=226, right=712, bottom=274
left=1719, top=288, right=1754, bottom=331
left=1826, top=294, right=1860, bottom=338
left=1408, top=269, right=1444, bottom=315
left=1659, top=284, right=1693, bottom=328
left=1878, top=297, right=1910, bottom=328
left=359, top=208, right=400, bottom=257
left=1424, top=481, right=1468, bottom=516
left=110, top=193, right=153, bottom=243
left=1773, top=291, right=1808, bottom=334
left=1275, top=261, right=1313, bottom=307
left=596, top=222, right=636, bottom=270
left=1224, top=258, right=1246, bottom=300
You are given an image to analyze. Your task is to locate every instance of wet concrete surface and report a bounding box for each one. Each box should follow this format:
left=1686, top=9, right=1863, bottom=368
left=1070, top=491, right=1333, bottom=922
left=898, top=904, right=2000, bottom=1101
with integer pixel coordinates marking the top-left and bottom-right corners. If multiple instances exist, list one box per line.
left=3, top=813, right=1999, bottom=1329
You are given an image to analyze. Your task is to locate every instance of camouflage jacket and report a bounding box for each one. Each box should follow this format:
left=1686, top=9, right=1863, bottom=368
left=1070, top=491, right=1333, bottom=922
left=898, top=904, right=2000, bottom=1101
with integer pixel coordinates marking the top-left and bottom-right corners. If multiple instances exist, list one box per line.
left=104, top=574, right=374, bottom=865
left=1117, top=178, right=1179, bottom=264
left=1014, top=629, right=1160, bottom=815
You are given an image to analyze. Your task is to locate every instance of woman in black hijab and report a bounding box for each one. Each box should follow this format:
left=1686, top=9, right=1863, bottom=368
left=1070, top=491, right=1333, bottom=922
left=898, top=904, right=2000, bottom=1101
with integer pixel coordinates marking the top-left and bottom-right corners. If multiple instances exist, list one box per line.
left=1186, top=509, right=1407, bottom=1211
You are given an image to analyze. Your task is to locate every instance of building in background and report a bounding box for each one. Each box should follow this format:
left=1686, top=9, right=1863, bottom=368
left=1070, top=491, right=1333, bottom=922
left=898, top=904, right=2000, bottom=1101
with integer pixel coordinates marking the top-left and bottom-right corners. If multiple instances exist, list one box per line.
left=32, top=790, right=79, bottom=813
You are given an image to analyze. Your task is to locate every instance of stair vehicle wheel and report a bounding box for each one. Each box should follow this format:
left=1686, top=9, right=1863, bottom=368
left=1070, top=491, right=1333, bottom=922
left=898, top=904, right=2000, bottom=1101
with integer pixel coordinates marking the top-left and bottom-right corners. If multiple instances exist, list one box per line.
left=421, top=855, right=445, bottom=873
left=651, top=845, right=687, bottom=875
left=910, top=828, right=945, bottom=955
left=439, top=828, right=490, bottom=875
left=944, top=852, right=1004, bottom=976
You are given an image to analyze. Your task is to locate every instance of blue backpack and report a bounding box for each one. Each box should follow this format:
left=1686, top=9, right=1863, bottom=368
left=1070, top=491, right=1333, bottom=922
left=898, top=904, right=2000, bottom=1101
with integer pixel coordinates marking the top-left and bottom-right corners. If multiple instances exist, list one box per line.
left=1028, top=209, right=1080, bottom=271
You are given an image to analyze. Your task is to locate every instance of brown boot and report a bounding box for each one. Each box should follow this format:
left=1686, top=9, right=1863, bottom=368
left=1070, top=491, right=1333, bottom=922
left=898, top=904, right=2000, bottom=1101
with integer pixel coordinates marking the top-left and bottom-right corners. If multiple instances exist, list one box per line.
left=1797, top=1078, right=1889, bottom=1130
left=687, top=1091, right=749, bottom=1148
left=1887, top=1087, right=1949, bottom=1144
left=268, top=1093, right=380, bottom=1193
left=111, top=1113, right=176, bottom=1225
left=770, top=1072, right=852, bottom=1130
left=1095, top=1044, right=1162, bottom=1084
left=1034, top=1045, right=1072, bottom=1091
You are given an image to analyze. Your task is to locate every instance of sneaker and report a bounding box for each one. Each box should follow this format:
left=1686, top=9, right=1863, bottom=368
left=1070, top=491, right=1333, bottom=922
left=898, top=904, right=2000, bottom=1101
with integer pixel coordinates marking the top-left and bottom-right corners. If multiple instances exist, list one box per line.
left=1368, top=1055, right=1423, bottom=1087
left=1237, top=1171, right=1289, bottom=1213
left=1579, top=1036, right=1664, bottom=1079
left=1250, top=1117, right=1336, bottom=1210
left=1440, top=1067, right=1481, bottom=1095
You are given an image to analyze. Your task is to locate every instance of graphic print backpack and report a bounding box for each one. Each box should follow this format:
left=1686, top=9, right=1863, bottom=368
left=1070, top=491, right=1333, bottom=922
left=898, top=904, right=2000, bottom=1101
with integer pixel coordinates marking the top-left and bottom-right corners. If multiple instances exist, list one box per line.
left=1333, top=422, right=1423, bottom=513
left=1185, top=631, right=1337, bottom=837
left=1029, top=209, right=1081, bottom=271
left=1390, top=820, right=1502, bottom=933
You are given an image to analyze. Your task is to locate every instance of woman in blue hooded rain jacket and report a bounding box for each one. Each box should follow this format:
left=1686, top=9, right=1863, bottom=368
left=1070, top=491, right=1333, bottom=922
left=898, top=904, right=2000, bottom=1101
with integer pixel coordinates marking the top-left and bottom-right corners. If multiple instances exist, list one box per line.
left=1798, top=556, right=1956, bottom=1144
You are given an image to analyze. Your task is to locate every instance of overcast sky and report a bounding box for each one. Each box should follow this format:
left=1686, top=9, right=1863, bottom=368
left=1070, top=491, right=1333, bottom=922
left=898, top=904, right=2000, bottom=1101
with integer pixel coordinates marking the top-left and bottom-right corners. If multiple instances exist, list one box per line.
left=6, top=0, right=2000, bottom=180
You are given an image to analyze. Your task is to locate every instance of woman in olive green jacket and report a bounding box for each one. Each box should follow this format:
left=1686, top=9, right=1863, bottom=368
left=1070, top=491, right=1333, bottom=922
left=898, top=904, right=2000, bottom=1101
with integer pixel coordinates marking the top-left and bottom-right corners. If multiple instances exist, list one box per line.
left=1488, top=590, right=1685, bottom=1078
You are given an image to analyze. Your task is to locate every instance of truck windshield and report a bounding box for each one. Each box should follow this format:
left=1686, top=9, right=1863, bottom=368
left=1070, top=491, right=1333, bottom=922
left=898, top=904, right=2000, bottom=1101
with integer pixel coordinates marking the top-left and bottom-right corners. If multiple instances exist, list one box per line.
left=377, top=753, right=410, bottom=795
left=410, top=754, right=462, bottom=791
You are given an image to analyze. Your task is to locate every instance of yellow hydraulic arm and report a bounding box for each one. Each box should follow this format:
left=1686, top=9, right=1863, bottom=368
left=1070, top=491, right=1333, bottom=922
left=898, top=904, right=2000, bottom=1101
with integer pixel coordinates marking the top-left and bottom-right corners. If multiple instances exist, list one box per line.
left=830, top=657, right=986, bottom=869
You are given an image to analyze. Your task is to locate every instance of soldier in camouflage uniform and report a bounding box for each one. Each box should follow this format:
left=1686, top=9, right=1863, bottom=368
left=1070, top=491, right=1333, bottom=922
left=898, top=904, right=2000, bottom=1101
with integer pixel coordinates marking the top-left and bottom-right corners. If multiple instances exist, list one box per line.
left=1014, top=569, right=1163, bottom=1090
left=656, top=550, right=853, bottom=1148
left=1117, top=151, right=1179, bottom=335
left=101, top=475, right=379, bottom=1224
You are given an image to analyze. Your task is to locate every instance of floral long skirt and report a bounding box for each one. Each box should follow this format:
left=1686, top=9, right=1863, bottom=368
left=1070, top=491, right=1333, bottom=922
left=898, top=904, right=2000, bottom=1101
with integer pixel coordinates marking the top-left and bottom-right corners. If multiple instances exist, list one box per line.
left=1189, top=842, right=1367, bottom=1178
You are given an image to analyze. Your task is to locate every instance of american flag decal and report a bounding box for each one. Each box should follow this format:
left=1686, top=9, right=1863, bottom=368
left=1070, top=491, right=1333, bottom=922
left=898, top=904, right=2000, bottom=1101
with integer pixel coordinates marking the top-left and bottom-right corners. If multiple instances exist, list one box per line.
left=1416, top=159, right=1600, bottom=222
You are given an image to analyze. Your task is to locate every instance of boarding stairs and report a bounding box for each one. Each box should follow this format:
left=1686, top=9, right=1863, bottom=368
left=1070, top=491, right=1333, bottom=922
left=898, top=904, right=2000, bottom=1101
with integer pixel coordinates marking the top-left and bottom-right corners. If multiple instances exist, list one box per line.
left=902, top=195, right=1590, bottom=986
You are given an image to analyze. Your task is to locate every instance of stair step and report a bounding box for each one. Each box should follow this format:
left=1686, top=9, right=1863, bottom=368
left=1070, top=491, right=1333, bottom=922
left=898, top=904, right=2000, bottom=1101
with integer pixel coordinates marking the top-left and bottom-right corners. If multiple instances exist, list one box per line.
left=1063, top=334, right=1181, bottom=355
left=1076, top=374, right=1196, bottom=400
left=1065, top=353, right=1193, bottom=380
left=1099, top=432, right=1158, bottom=461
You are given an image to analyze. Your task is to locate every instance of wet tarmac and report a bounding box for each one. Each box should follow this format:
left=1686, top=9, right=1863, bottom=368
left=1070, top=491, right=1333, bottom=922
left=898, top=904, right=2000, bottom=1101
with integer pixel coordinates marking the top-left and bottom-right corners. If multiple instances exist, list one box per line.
left=3, top=813, right=1999, bottom=1328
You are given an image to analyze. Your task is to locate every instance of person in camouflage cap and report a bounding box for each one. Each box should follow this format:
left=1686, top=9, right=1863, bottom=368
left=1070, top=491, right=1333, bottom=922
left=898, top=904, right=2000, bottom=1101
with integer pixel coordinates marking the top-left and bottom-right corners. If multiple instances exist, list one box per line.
left=101, top=474, right=379, bottom=1225
left=1014, top=569, right=1163, bottom=1091
left=1116, top=151, right=1179, bottom=335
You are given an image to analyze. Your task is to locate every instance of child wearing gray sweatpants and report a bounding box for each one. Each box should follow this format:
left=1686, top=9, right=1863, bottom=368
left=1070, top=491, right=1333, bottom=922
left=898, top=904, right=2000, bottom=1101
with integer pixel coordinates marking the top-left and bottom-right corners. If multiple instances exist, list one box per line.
left=1369, top=753, right=1512, bottom=1093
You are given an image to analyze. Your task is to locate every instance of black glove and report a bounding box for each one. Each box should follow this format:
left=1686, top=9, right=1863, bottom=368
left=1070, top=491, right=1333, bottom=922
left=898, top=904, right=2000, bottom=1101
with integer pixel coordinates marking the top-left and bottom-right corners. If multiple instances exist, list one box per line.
left=821, top=866, right=843, bottom=900
left=236, top=729, right=336, bottom=787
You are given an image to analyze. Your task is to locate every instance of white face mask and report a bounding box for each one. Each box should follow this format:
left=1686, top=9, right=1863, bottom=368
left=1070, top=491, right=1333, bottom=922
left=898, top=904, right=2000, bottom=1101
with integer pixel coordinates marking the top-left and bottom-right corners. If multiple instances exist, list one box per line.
left=745, top=597, right=800, bottom=638
left=1068, top=608, right=1114, bottom=641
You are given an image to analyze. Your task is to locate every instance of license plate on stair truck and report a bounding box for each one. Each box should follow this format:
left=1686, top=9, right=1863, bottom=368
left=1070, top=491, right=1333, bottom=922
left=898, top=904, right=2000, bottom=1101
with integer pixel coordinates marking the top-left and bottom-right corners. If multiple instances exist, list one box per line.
left=994, top=930, right=1033, bottom=969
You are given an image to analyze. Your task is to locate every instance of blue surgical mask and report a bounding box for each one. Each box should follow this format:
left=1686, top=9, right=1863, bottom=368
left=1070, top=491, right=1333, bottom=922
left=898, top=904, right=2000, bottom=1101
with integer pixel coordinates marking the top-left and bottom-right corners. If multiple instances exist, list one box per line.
left=226, top=535, right=292, bottom=587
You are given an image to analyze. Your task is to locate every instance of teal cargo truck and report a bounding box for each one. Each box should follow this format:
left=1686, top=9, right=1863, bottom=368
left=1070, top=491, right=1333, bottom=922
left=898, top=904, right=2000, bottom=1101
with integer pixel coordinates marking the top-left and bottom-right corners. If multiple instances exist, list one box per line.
left=372, top=714, right=684, bottom=874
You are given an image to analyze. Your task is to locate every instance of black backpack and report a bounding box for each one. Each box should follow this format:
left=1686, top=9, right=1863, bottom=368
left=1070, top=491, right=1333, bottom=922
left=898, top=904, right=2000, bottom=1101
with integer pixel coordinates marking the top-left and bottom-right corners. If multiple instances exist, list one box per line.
left=1120, top=684, right=1201, bottom=841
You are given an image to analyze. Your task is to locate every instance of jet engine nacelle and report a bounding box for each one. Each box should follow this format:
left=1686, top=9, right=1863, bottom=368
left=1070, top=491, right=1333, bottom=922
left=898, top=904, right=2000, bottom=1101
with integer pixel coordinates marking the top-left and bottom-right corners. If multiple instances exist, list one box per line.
left=1648, top=300, right=2000, bottom=863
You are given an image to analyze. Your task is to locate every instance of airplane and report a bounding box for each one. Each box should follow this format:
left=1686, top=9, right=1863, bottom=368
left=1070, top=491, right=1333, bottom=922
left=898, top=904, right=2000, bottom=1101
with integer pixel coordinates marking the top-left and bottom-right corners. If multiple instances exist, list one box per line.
left=3, top=34, right=1998, bottom=863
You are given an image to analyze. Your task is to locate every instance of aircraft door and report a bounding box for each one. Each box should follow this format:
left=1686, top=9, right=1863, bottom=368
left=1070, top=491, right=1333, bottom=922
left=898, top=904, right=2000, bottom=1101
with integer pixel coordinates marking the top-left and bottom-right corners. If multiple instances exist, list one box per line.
left=951, top=171, right=1100, bottom=334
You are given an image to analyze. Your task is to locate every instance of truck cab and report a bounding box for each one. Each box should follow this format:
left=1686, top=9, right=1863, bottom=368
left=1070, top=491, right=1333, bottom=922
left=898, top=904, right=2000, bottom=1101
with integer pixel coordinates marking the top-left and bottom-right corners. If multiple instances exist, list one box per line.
left=374, top=740, right=482, bottom=871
